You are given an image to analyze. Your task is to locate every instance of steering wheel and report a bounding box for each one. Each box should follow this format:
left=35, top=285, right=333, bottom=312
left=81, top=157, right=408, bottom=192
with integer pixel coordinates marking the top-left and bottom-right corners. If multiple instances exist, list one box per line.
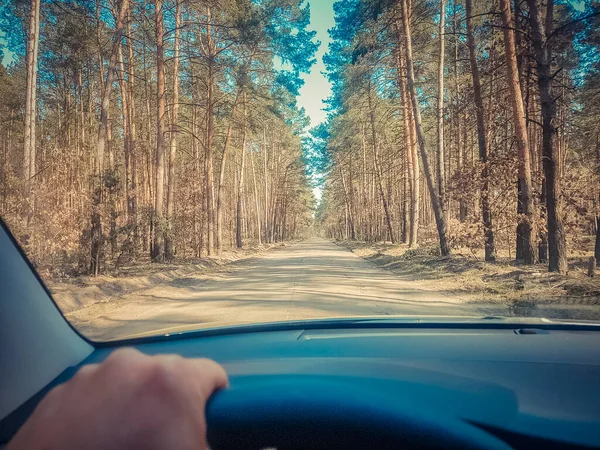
left=206, top=376, right=511, bottom=450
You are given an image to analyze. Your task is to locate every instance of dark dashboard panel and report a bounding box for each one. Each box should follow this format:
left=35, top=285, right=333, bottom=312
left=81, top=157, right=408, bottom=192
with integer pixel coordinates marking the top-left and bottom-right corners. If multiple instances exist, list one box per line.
left=84, top=328, right=600, bottom=448
left=2, top=326, right=600, bottom=448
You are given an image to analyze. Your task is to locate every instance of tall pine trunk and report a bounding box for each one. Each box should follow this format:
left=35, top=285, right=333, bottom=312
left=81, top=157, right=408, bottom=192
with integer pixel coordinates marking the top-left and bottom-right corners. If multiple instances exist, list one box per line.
left=117, top=41, right=133, bottom=257
left=400, top=0, right=450, bottom=256
left=454, top=1, right=467, bottom=222
left=151, top=0, right=166, bottom=262
left=436, top=0, right=446, bottom=213
left=216, top=94, right=241, bottom=255
left=127, top=7, right=138, bottom=251
left=236, top=93, right=247, bottom=249
left=205, top=7, right=215, bottom=256
left=216, top=52, right=254, bottom=254
left=407, top=76, right=420, bottom=247
left=465, top=0, right=496, bottom=261
left=596, top=200, right=600, bottom=265
left=263, top=127, right=270, bottom=243
left=597, top=147, right=600, bottom=265
left=165, top=0, right=181, bottom=261
left=499, top=0, right=536, bottom=264
left=527, top=0, right=567, bottom=273
left=91, top=0, right=129, bottom=275
left=250, top=143, right=262, bottom=245
left=368, top=83, right=395, bottom=244
left=23, top=0, right=40, bottom=215
left=338, top=163, right=356, bottom=241
left=395, top=19, right=419, bottom=248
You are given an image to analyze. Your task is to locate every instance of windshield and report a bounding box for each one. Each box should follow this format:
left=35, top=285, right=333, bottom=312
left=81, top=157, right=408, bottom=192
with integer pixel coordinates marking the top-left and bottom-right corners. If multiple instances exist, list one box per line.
left=1, top=0, right=599, bottom=341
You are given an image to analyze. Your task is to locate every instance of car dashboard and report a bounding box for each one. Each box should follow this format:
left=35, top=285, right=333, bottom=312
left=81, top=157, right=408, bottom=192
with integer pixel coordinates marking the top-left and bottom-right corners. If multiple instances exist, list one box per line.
left=2, top=323, right=600, bottom=449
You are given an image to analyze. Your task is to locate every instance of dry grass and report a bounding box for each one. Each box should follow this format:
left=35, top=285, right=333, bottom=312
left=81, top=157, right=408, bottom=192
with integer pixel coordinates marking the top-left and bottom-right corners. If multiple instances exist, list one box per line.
left=337, top=240, right=600, bottom=320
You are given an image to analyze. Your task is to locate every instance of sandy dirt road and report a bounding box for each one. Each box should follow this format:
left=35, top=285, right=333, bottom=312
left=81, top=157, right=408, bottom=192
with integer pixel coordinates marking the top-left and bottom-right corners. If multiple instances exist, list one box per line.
left=67, top=238, right=491, bottom=340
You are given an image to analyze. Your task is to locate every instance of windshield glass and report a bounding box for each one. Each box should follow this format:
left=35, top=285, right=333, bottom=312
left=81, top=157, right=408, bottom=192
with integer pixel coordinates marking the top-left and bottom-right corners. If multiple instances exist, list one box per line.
left=1, top=0, right=599, bottom=341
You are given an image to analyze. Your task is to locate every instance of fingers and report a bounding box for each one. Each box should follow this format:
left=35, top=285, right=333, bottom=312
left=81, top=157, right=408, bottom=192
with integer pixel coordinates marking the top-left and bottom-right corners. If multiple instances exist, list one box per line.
left=148, top=353, right=228, bottom=394
left=73, top=363, right=99, bottom=380
left=78, top=349, right=228, bottom=399
left=104, top=347, right=148, bottom=368
left=188, top=358, right=229, bottom=393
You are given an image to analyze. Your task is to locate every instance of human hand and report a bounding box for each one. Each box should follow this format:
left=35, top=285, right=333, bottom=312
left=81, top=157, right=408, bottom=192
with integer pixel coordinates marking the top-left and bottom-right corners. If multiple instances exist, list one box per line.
left=8, top=348, right=228, bottom=450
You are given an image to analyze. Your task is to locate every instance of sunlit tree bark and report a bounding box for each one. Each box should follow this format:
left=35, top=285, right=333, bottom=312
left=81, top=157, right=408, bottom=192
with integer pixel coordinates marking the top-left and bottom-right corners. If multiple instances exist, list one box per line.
left=165, top=0, right=181, bottom=261
left=527, top=0, right=567, bottom=273
left=23, top=0, right=40, bottom=202
left=151, top=0, right=166, bottom=262
left=436, top=0, right=446, bottom=213
left=500, top=0, right=536, bottom=264
left=465, top=0, right=496, bottom=261
left=91, top=0, right=130, bottom=275
left=400, top=0, right=450, bottom=256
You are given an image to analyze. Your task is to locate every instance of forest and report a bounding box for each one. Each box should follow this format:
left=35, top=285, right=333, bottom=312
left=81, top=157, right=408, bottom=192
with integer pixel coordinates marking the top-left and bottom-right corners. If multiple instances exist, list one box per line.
left=1, top=0, right=600, bottom=280
left=0, top=0, right=318, bottom=275
left=315, top=0, right=600, bottom=275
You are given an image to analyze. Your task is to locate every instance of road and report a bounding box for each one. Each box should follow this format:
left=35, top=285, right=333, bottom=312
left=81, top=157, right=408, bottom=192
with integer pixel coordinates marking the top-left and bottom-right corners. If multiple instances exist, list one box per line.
left=67, top=238, right=481, bottom=341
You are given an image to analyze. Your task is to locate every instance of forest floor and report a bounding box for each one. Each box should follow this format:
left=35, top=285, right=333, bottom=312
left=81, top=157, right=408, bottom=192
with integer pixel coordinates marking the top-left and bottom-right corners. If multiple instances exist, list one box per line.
left=337, top=240, right=600, bottom=321
left=47, top=242, right=291, bottom=315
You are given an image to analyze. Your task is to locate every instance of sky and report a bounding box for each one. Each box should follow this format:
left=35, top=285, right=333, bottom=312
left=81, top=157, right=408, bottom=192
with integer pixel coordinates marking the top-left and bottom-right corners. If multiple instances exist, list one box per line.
left=297, top=0, right=336, bottom=129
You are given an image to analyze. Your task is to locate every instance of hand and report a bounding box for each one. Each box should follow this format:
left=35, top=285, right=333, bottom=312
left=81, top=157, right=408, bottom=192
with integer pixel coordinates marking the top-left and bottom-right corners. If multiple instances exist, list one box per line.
left=8, top=348, right=228, bottom=450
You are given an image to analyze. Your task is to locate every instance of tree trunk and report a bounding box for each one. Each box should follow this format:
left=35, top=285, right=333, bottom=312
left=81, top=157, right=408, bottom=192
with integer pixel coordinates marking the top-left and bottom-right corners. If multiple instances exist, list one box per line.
left=90, top=0, right=129, bottom=276
left=216, top=94, right=242, bottom=255
left=90, top=188, right=102, bottom=276
left=401, top=145, right=409, bottom=244
left=465, top=0, right=496, bottom=262
left=263, top=127, right=270, bottom=243
left=453, top=1, right=467, bottom=223
left=400, top=0, right=450, bottom=256
left=338, top=163, right=356, bottom=241
left=349, top=157, right=357, bottom=241
left=117, top=41, right=134, bottom=257
left=236, top=93, right=247, bottom=249
left=499, top=0, right=536, bottom=265
left=250, top=143, right=262, bottom=245
left=436, top=0, right=446, bottom=212
left=216, top=51, right=254, bottom=254
left=394, top=23, right=419, bottom=248
left=527, top=0, right=567, bottom=273
left=368, top=84, right=395, bottom=244
left=191, top=84, right=202, bottom=257
left=408, top=87, right=420, bottom=246
left=165, top=0, right=181, bottom=261
left=127, top=6, right=138, bottom=251
left=23, top=0, right=40, bottom=202
left=594, top=207, right=600, bottom=265
left=205, top=7, right=215, bottom=256
left=142, top=38, right=153, bottom=253
left=152, top=0, right=166, bottom=262
left=90, top=0, right=129, bottom=275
